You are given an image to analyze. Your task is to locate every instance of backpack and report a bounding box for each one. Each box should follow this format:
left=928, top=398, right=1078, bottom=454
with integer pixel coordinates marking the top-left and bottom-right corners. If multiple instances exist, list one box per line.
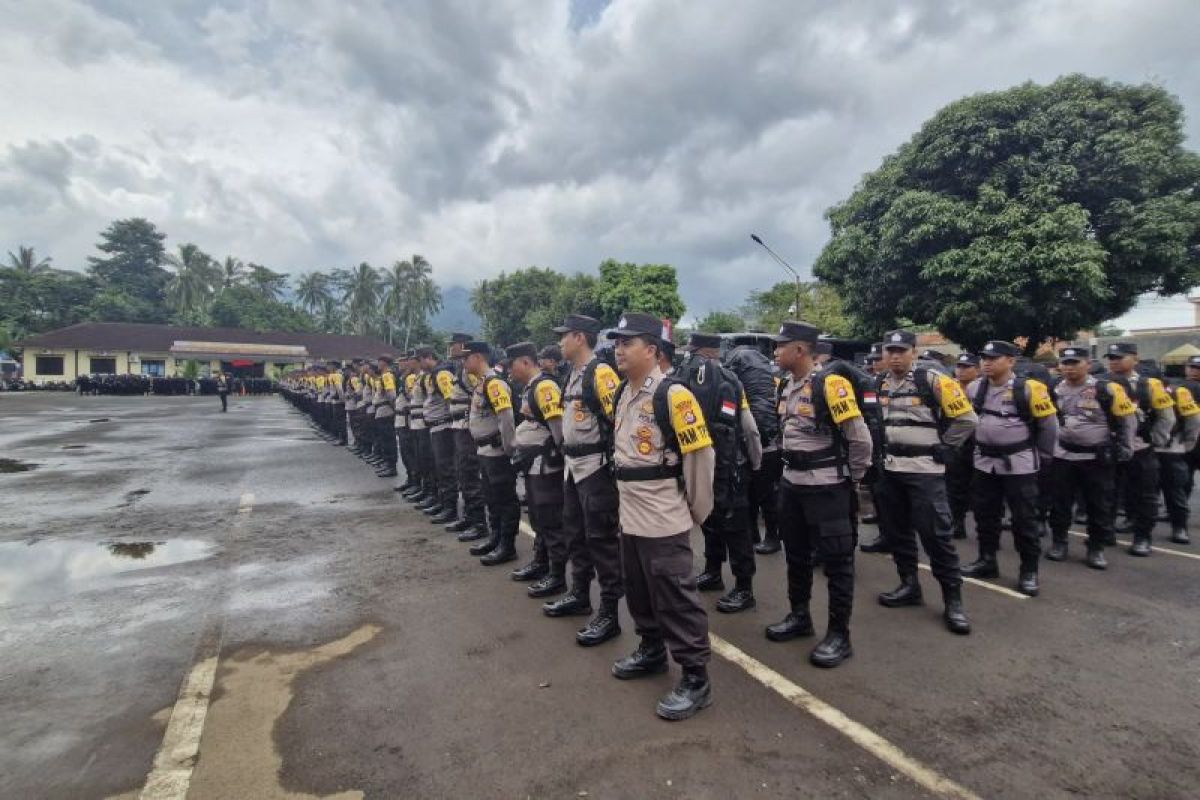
left=675, top=354, right=746, bottom=506
left=577, top=358, right=616, bottom=446
left=520, top=375, right=564, bottom=470
left=1051, top=376, right=1132, bottom=461
left=725, top=345, right=780, bottom=446
left=777, top=361, right=881, bottom=481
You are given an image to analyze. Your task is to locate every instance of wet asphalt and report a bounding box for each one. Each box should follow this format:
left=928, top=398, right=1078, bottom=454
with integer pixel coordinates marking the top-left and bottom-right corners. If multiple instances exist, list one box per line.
left=1, top=392, right=1198, bottom=799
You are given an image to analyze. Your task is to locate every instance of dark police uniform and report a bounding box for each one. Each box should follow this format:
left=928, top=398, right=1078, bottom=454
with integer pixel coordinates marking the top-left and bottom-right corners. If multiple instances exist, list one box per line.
left=447, top=333, right=487, bottom=536
left=766, top=321, right=873, bottom=668
left=1158, top=378, right=1200, bottom=544
left=946, top=352, right=980, bottom=539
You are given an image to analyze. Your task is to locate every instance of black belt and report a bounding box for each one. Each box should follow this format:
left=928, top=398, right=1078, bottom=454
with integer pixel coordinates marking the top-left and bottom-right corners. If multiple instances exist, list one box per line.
left=976, top=441, right=1033, bottom=457
left=885, top=442, right=937, bottom=457
left=782, top=447, right=841, bottom=471
left=562, top=442, right=607, bottom=458
left=1061, top=441, right=1105, bottom=454
left=615, top=463, right=683, bottom=481
left=473, top=432, right=502, bottom=448
left=883, top=419, right=937, bottom=428
left=450, top=411, right=468, bottom=421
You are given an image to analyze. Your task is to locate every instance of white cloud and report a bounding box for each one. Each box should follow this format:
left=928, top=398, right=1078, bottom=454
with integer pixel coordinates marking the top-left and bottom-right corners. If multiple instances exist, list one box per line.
left=1, top=0, right=1198, bottom=325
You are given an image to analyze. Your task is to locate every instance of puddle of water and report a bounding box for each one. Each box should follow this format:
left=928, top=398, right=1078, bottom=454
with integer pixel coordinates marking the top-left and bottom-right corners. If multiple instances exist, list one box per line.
left=0, top=538, right=215, bottom=605
left=0, top=458, right=36, bottom=473
left=87, top=418, right=111, bottom=424
left=61, top=444, right=87, bottom=450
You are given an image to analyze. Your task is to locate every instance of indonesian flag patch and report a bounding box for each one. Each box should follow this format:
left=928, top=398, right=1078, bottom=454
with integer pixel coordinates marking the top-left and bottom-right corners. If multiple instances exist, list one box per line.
left=721, top=399, right=737, bottom=417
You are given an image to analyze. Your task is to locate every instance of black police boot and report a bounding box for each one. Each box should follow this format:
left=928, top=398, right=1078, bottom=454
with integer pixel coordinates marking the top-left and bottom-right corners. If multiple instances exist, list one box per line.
left=860, top=512, right=879, bottom=525
left=878, top=573, right=923, bottom=608
left=1115, top=517, right=1132, bottom=534
left=1128, top=537, right=1152, bottom=557
left=576, top=601, right=621, bottom=647
left=765, top=607, right=815, bottom=642
left=716, top=582, right=756, bottom=614
left=941, top=584, right=971, bottom=635
left=510, top=557, right=549, bottom=582
left=1017, top=569, right=1040, bottom=597
left=445, top=519, right=472, bottom=533
left=809, top=627, right=853, bottom=668
left=1085, top=547, right=1107, bottom=570
left=1045, top=539, right=1068, bottom=562
left=376, top=467, right=398, bottom=478
left=528, top=568, right=567, bottom=599
left=754, top=534, right=781, bottom=555
left=416, top=497, right=441, bottom=512
left=960, top=552, right=999, bottom=579
left=859, top=534, right=892, bottom=554
left=655, top=666, right=712, bottom=722
left=1170, top=527, right=1191, bottom=545
left=468, top=527, right=499, bottom=557
left=695, top=564, right=725, bottom=592
left=457, top=524, right=488, bottom=543
left=612, top=638, right=668, bottom=680
left=543, top=585, right=592, bottom=617
left=951, top=519, right=968, bottom=540
left=429, top=509, right=457, bottom=525
left=479, top=534, right=517, bottom=566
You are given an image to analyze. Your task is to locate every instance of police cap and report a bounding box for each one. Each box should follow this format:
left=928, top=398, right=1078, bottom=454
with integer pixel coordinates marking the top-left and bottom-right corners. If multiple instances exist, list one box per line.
left=883, top=330, right=917, bottom=350
left=980, top=340, right=1020, bottom=358
left=1058, top=346, right=1088, bottom=363
left=552, top=314, right=602, bottom=335
left=1188, top=355, right=1200, bottom=369
left=956, top=353, right=980, bottom=367
left=463, top=341, right=491, bottom=357
left=414, top=345, right=436, bottom=359
left=506, top=341, right=538, bottom=361
left=377, top=354, right=393, bottom=364
left=1105, top=342, right=1138, bottom=358
left=771, top=320, right=820, bottom=344
left=538, top=344, right=563, bottom=361
left=687, top=332, right=722, bottom=350
left=606, top=312, right=667, bottom=340
left=867, top=343, right=884, bottom=361
left=449, top=332, right=473, bottom=344
left=815, top=340, right=833, bottom=356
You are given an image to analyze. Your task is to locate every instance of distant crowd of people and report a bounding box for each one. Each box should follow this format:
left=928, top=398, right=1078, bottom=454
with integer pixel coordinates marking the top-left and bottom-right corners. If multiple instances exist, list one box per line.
left=70, top=374, right=278, bottom=396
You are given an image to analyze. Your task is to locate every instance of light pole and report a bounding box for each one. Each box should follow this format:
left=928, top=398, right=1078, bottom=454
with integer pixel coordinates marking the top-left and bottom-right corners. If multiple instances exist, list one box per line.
left=750, top=234, right=802, bottom=318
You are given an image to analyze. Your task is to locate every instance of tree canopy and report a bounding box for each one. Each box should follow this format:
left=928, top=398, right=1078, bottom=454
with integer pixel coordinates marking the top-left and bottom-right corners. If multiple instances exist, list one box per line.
left=814, top=74, right=1200, bottom=352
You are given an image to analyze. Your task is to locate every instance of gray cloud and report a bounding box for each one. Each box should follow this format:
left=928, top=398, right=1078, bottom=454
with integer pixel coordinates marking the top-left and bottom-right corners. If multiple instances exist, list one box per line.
left=1, top=0, right=1198, bottom=327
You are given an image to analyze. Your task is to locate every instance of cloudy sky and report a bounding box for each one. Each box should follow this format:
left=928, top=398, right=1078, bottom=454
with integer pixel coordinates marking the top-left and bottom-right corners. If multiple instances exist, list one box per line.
left=3, top=0, right=1198, bottom=329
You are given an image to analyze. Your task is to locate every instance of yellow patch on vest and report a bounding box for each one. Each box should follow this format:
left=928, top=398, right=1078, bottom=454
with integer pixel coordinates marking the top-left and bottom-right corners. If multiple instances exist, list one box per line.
left=1027, top=379, right=1056, bottom=419
left=382, top=372, right=396, bottom=392
left=936, top=374, right=972, bottom=418
left=1148, top=378, right=1174, bottom=411
left=486, top=379, right=512, bottom=412
left=823, top=375, right=861, bottom=424
left=669, top=387, right=713, bottom=454
left=1109, top=383, right=1136, bottom=417
left=1174, top=386, right=1199, bottom=417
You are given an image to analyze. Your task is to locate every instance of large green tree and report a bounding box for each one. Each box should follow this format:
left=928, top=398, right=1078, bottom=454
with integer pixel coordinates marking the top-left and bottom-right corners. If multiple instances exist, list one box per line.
left=0, top=267, right=95, bottom=339
left=741, top=280, right=851, bottom=336
left=165, top=243, right=221, bottom=324
left=86, top=218, right=170, bottom=323
left=382, top=255, right=442, bottom=349
left=695, top=310, right=745, bottom=333
left=595, top=259, right=686, bottom=323
left=472, top=267, right=569, bottom=346
left=210, top=285, right=315, bottom=332
left=815, top=74, right=1200, bottom=352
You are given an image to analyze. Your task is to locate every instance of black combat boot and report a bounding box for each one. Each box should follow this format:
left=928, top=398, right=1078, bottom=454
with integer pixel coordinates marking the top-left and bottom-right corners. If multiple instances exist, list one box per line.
left=1045, top=538, right=1068, bottom=561
left=445, top=519, right=472, bottom=533
left=765, top=606, right=815, bottom=642
left=941, top=584, right=970, bottom=635
left=655, top=666, right=712, bottom=721
left=468, top=525, right=499, bottom=557
left=695, top=563, right=725, bottom=592
left=753, top=534, right=781, bottom=555
left=510, top=557, right=549, bottom=582
left=1085, top=547, right=1107, bottom=570
left=1170, top=527, right=1190, bottom=545
left=543, top=585, right=592, bottom=617
left=528, top=567, right=568, bottom=599
left=480, top=533, right=517, bottom=566
left=859, top=534, right=892, bottom=554
left=612, top=638, right=668, bottom=680
left=878, top=573, right=923, bottom=607
left=951, top=518, right=968, bottom=539
left=457, top=524, right=488, bottom=543
left=960, top=552, right=999, bottom=579
left=715, top=579, right=755, bottom=614
left=429, top=508, right=457, bottom=525
left=1016, top=569, right=1040, bottom=597
left=809, top=626, right=853, bottom=668
left=576, top=600, right=621, bottom=647
left=375, top=466, right=398, bottom=478
left=1128, top=537, right=1152, bottom=557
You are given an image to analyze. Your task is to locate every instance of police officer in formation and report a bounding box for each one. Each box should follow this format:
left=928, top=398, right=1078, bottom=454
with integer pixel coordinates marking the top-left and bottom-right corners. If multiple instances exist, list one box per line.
left=946, top=352, right=980, bottom=539
left=1160, top=357, right=1200, bottom=544
left=447, top=334, right=488, bottom=538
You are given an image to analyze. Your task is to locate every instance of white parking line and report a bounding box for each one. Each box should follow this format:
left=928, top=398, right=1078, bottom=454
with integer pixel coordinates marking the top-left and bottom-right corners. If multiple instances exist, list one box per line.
left=1068, top=530, right=1200, bottom=562
left=520, top=520, right=980, bottom=797
left=140, top=491, right=254, bottom=800
left=916, top=563, right=1029, bottom=600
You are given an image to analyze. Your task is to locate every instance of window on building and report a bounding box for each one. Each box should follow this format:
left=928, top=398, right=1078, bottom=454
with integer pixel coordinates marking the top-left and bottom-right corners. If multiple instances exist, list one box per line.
left=36, top=356, right=65, bottom=375
left=90, top=357, right=117, bottom=374
left=141, top=359, right=166, bottom=377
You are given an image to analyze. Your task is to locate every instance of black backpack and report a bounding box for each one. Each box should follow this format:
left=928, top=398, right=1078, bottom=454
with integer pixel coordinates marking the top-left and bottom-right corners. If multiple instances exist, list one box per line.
left=725, top=346, right=780, bottom=446
left=777, top=362, right=881, bottom=481
left=675, top=354, right=746, bottom=506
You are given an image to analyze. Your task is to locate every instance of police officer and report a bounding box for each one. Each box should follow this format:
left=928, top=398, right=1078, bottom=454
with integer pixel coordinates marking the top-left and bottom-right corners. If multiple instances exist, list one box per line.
left=358, top=363, right=378, bottom=463
left=372, top=355, right=398, bottom=478
left=725, top=334, right=782, bottom=557
left=447, top=334, right=488, bottom=538
left=554, top=315, right=624, bottom=644
left=344, top=361, right=362, bottom=451
left=1183, top=355, right=1200, bottom=519
left=947, top=353, right=981, bottom=539
left=394, top=353, right=420, bottom=493
left=1158, top=369, right=1200, bottom=544
left=421, top=347, right=459, bottom=524
left=406, top=347, right=440, bottom=510
left=1103, top=342, right=1176, bottom=556
left=462, top=342, right=523, bottom=564
left=857, top=341, right=889, bottom=542
left=867, top=343, right=887, bottom=377
left=685, top=332, right=763, bottom=613
left=873, top=330, right=975, bottom=635
left=1046, top=346, right=1137, bottom=569
left=328, top=362, right=347, bottom=446
left=216, top=372, right=230, bottom=412
left=767, top=321, right=873, bottom=668
left=962, top=340, right=1058, bottom=595
left=538, top=344, right=571, bottom=387
left=607, top=312, right=715, bottom=720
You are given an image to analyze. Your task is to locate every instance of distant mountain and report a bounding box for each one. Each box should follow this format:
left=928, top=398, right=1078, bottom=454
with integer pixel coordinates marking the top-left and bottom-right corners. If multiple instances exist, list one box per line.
left=431, top=285, right=481, bottom=335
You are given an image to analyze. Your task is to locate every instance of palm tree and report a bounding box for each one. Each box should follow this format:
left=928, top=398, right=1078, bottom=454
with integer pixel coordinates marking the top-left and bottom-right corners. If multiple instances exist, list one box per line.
left=295, top=271, right=333, bottom=314
left=220, top=256, right=245, bottom=288
left=245, top=263, right=289, bottom=300
left=345, top=262, right=382, bottom=336
left=381, top=255, right=442, bottom=349
left=6, top=245, right=52, bottom=274
left=166, top=243, right=221, bottom=322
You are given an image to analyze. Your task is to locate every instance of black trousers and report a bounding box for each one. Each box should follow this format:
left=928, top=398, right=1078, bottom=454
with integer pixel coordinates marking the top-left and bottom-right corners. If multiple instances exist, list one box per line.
left=1117, top=449, right=1160, bottom=539
left=778, top=480, right=855, bottom=631
left=453, top=429, right=486, bottom=527
left=526, top=470, right=568, bottom=572
left=701, top=504, right=756, bottom=584
left=875, top=470, right=961, bottom=587
left=621, top=531, right=710, bottom=668
left=563, top=469, right=622, bottom=603
left=333, top=402, right=346, bottom=444
left=218, top=391, right=228, bottom=411
left=1158, top=453, right=1190, bottom=529
left=414, top=428, right=436, bottom=495
left=972, top=469, right=1040, bottom=570
left=480, top=454, right=520, bottom=541
left=746, top=450, right=782, bottom=543
left=945, top=441, right=974, bottom=525
left=431, top=428, right=459, bottom=512
left=397, top=427, right=416, bottom=482
left=374, top=415, right=397, bottom=469
left=1048, top=457, right=1115, bottom=548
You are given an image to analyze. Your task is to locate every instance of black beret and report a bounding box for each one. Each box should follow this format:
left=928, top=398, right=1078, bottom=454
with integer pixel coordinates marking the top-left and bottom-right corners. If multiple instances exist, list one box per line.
left=980, top=340, right=1020, bottom=358
left=552, top=314, right=602, bottom=335
left=506, top=341, right=538, bottom=361
left=771, top=320, right=820, bottom=344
